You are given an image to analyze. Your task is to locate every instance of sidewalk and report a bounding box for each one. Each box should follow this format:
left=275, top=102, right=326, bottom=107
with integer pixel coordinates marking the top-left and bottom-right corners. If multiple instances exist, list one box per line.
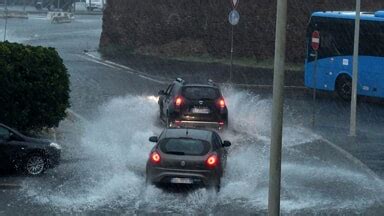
left=315, top=126, right=384, bottom=178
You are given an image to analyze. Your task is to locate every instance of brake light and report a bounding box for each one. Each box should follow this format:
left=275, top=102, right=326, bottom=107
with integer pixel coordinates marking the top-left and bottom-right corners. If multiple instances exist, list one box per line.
left=175, top=96, right=183, bottom=107
left=206, top=154, right=218, bottom=169
left=150, top=151, right=161, bottom=164
left=218, top=98, right=226, bottom=109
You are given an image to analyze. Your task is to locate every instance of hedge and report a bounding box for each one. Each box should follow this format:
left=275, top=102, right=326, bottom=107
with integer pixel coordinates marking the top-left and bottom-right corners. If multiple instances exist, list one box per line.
left=0, top=41, right=70, bottom=132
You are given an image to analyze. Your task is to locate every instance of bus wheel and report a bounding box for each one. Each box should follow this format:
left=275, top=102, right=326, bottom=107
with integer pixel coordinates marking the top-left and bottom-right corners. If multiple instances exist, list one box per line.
left=336, top=75, right=352, bottom=101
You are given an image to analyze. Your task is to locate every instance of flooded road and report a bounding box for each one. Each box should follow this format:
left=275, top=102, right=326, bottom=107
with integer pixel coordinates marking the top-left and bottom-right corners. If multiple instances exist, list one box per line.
left=0, top=14, right=383, bottom=215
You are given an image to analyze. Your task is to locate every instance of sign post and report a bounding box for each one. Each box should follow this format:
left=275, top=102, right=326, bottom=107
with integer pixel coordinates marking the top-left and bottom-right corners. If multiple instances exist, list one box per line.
left=228, top=1, right=240, bottom=82
left=350, top=0, right=361, bottom=137
left=311, top=31, right=320, bottom=128
left=231, top=0, right=239, bottom=9
left=3, top=0, right=8, bottom=41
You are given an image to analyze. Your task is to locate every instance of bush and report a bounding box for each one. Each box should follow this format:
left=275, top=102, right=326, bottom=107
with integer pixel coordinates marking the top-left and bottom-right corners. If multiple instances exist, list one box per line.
left=0, top=41, right=70, bottom=132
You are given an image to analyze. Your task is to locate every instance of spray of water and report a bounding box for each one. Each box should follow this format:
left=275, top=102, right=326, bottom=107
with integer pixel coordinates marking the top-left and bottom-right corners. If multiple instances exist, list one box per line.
left=20, top=88, right=384, bottom=214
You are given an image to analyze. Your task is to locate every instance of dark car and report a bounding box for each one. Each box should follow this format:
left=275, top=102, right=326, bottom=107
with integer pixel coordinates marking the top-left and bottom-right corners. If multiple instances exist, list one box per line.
left=146, top=128, right=231, bottom=191
left=0, top=123, right=61, bottom=175
left=158, top=78, right=228, bottom=130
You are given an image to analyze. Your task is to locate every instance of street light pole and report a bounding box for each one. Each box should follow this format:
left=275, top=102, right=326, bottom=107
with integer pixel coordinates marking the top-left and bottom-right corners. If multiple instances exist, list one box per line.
left=3, top=0, right=8, bottom=41
left=268, top=0, right=287, bottom=215
left=350, top=0, right=361, bottom=137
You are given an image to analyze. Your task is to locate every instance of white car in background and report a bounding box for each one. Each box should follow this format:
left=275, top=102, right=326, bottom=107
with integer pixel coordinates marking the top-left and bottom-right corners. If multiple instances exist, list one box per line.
left=73, top=0, right=106, bottom=11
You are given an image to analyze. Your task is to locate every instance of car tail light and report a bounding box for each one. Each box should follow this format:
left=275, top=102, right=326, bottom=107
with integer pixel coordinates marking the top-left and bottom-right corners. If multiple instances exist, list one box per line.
left=206, top=154, right=218, bottom=169
left=150, top=151, right=161, bottom=164
left=218, top=121, right=225, bottom=126
left=217, top=98, right=226, bottom=109
left=174, top=120, right=182, bottom=126
left=175, top=96, right=183, bottom=107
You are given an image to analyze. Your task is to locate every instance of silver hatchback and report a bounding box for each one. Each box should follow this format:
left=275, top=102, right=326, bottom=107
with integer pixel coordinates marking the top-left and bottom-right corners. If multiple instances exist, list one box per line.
left=146, top=128, right=231, bottom=191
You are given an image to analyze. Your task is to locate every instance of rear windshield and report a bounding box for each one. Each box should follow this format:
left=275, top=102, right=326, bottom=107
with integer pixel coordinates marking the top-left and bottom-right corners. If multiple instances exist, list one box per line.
left=182, top=87, right=220, bottom=100
left=159, top=138, right=210, bottom=156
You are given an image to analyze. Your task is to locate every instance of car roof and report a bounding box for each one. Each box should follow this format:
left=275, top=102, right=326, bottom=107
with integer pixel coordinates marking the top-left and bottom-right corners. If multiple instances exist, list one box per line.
left=312, top=11, right=384, bottom=22
left=162, top=128, right=214, bottom=142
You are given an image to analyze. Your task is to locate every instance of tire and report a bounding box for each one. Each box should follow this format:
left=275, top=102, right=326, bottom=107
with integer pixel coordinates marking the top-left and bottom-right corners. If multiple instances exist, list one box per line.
left=336, top=75, right=352, bottom=101
left=159, top=106, right=164, bottom=120
left=24, top=154, right=46, bottom=176
left=212, top=178, right=221, bottom=192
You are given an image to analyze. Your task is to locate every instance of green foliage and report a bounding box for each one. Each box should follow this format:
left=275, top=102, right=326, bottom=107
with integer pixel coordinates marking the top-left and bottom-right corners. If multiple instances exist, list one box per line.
left=0, top=41, right=70, bottom=132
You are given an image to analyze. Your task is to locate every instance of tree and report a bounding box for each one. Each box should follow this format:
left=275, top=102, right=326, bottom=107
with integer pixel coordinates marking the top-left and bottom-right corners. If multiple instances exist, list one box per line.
left=0, top=41, right=70, bottom=132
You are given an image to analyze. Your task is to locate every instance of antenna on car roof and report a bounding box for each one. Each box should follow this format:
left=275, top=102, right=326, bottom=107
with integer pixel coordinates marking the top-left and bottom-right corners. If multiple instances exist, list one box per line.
left=207, top=79, right=216, bottom=86
left=176, top=78, right=185, bottom=83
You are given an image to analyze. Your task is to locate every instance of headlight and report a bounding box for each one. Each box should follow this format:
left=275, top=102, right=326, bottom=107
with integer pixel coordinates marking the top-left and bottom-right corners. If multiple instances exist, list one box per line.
left=50, top=142, right=62, bottom=150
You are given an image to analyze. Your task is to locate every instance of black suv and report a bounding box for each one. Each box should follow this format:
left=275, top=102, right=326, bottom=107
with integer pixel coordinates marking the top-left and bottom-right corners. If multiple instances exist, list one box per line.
left=158, top=78, right=228, bottom=130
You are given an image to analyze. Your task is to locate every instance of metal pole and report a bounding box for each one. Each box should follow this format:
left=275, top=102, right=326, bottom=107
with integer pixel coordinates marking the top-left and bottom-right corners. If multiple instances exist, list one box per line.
left=23, top=0, right=26, bottom=12
left=3, top=0, right=8, bottom=41
left=229, top=25, right=234, bottom=82
left=350, top=0, right=361, bottom=136
left=57, top=0, right=60, bottom=10
left=312, top=51, right=318, bottom=128
left=268, top=0, right=287, bottom=215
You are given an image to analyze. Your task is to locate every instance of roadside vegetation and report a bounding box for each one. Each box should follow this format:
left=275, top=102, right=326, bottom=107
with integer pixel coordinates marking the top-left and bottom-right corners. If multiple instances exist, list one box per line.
left=0, top=41, right=70, bottom=132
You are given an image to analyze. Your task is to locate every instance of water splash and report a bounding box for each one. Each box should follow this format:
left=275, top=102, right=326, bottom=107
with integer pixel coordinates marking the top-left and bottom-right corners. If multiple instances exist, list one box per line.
left=20, top=88, right=384, bottom=214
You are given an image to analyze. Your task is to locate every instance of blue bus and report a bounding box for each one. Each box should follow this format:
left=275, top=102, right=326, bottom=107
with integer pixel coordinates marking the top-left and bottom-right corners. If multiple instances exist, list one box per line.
left=305, top=11, right=384, bottom=100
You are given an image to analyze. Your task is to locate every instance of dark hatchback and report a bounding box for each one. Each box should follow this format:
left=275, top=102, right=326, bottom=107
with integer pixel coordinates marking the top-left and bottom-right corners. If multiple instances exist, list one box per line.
left=146, top=128, right=231, bottom=191
left=158, top=78, right=228, bottom=130
left=0, top=123, right=61, bottom=175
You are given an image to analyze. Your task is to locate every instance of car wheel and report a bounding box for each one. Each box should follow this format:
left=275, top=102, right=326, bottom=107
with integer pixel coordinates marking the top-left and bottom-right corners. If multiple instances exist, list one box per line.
left=166, top=111, right=171, bottom=127
left=159, top=106, right=164, bottom=119
left=25, top=154, right=46, bottom=176
left=336, top=75, right=352, bottom=101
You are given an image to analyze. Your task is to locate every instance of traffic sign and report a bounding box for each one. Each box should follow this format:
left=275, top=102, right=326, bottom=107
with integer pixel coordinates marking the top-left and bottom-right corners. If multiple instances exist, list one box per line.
left=311, top=31, right=320, bottom=51
left=231, top=0, right=239, bottom=9
left=228, top=10, right=240, bottom=26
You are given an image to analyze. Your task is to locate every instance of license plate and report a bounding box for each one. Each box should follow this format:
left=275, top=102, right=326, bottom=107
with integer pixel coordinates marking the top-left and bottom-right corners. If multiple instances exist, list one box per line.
left=170, top=178, right=193, bottom=184
left=191, top=107, right=210, bottom=114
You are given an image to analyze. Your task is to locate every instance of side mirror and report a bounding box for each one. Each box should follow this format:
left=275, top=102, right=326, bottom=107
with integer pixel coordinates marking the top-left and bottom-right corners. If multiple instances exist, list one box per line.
left=158, top=90, right=166, bottom=96
left=149, top=136, right=158, bottom=143
left=6, top=132, right=15, bottom=141
left=222, top=140, right=231, bottom=147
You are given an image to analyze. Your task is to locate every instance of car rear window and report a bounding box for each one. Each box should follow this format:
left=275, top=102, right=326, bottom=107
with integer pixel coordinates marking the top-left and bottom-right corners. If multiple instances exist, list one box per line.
left=159, top=138, right=211, bottom=156
left=182, top=87, right=220, bottom=100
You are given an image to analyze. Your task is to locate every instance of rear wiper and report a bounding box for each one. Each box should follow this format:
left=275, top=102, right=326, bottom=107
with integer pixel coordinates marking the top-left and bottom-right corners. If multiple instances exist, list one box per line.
left=166, top=151, right=186, bottom=155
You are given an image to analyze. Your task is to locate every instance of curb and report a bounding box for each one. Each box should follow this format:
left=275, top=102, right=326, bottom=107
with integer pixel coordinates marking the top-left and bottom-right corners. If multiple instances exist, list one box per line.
left=82, top=52, right=306, bottom=90
left=0, top=11, right=28, bottom=19
left=321, top=137, right=384, bottom=187
left=66, top=108, right=88, bottom=123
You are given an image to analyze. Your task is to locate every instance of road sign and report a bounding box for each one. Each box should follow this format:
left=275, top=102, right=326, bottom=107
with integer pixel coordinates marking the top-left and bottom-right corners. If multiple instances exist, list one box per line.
left=311, top=31, right=320, bottom=51
left=228, top=10, right=240, bottom=26
left=231, top=0, right=239, bottom=8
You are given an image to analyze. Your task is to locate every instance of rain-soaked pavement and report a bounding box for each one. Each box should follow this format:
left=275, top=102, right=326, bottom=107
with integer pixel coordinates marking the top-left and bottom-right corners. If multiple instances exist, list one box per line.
left=0, top=14, right=384, bottom=215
